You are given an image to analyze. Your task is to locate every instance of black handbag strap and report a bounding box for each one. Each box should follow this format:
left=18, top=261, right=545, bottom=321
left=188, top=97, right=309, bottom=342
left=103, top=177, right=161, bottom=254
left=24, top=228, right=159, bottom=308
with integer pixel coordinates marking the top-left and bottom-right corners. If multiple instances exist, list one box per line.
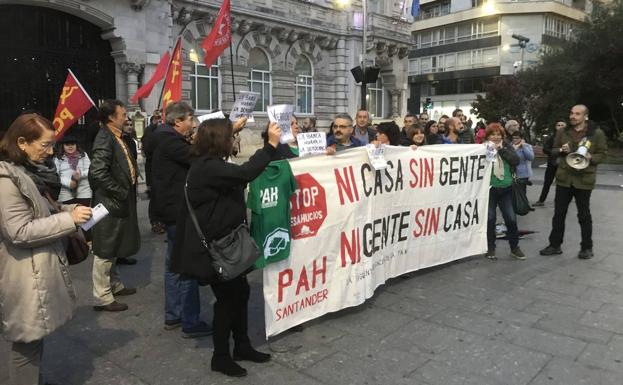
left=184, top=174, right=218, bottom=250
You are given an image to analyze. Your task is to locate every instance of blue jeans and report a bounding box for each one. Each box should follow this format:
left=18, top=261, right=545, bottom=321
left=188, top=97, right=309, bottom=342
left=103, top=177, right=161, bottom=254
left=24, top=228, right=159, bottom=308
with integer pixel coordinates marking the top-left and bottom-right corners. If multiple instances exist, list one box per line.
left=165, top=225, right=201, bottom=329
left=487, top=186, right=519, bottom=250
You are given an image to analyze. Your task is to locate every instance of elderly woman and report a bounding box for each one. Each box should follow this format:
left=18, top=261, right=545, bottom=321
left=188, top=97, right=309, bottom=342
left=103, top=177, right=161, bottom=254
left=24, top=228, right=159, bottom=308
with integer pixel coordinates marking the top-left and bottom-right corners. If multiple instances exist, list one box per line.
left=0, top=113, right=92, bottom=385
left=484, top=123, right=524, bottom=261
left=172, top=118, right=281, bottom=377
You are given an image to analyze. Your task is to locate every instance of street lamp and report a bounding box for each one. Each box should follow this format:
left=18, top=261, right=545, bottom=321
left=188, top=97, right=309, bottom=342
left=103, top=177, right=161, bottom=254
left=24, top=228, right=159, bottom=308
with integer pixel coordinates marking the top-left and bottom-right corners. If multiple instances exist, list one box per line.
left=511, top=34, right=530, bottom=71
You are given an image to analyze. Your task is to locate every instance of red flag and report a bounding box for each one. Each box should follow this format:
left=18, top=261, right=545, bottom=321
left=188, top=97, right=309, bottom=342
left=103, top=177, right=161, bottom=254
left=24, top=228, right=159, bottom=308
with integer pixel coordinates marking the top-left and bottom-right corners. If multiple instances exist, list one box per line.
left=202, top=0, right=231, bottom=69
left=131, top=51, right=171, bottom=103
left=52, top=69, right=96, bottom=140
left=161, top=38, right=183, bottom=113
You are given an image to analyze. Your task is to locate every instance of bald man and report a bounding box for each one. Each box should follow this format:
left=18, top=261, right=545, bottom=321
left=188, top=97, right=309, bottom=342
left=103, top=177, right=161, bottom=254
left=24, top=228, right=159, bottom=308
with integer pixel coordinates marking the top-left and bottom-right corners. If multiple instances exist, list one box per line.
left=540, top=105, right=608, bottom=260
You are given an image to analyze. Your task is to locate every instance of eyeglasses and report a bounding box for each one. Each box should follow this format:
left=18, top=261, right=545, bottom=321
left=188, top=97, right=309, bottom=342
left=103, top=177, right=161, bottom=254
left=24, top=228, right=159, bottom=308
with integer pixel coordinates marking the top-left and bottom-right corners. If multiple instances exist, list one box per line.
left=35, top=140, right=55, bottom=150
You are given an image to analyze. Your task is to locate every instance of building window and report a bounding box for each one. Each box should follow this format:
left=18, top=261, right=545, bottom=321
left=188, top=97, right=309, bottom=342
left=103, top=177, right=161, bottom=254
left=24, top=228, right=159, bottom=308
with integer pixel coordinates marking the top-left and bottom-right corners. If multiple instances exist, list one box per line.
left=190, top=62, right=219, bottom=112
left=247, top=47, right=271, bottom=112
left=417, top=0, right=451, bottom=20
left=367, top=78, right=384, bottom=118
left=544, top=15, right=575, bottom=40
left=294, top=56, right=313, bottom=115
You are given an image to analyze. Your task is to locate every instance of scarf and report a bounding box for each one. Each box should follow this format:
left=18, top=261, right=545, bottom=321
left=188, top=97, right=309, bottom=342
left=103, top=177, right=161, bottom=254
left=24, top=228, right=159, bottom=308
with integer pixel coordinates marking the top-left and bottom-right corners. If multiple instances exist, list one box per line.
left=493, top=153, right=505, bottom=180
left=66, top=152, right=80, bottom=170
left=22, top=159, right=61, bottom=200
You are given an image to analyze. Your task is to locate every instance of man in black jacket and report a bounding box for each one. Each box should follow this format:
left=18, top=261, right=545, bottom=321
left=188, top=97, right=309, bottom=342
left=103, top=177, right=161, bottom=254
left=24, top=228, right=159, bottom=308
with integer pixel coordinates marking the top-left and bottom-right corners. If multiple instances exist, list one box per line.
left=534, top=120, right=566, bottom=206
left=90, top=100, right=140, bottom=312
left=151, top=101, right=212, bottom=337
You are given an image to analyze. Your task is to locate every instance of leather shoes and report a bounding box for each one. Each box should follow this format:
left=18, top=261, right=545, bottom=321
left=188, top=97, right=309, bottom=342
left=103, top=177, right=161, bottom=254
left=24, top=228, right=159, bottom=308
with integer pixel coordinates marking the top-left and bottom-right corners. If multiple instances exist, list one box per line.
left=114, top=287, right=137, bottom=296
left=117, top=257, right=137, bottom=265
left=93, top=301, right=128, bottom=312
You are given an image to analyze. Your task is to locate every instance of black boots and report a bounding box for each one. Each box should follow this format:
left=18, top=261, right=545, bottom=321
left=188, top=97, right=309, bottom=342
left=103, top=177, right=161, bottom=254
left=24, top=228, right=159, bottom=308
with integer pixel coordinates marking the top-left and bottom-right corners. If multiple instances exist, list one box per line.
left=233, top=345, right=271, bottom=363
left=211, top=355, right=247, bottom=377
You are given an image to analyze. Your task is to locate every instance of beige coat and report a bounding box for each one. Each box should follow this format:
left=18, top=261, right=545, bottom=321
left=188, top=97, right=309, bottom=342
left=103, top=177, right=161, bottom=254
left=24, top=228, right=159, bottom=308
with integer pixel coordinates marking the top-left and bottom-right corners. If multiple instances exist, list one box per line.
left=0, top=161, right=77, bottom=343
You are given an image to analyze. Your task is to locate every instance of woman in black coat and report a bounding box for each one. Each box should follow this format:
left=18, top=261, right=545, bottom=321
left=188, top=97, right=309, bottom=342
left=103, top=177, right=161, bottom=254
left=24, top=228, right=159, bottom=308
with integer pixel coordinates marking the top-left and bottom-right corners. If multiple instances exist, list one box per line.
left=171, top=118, right=281, bottom=377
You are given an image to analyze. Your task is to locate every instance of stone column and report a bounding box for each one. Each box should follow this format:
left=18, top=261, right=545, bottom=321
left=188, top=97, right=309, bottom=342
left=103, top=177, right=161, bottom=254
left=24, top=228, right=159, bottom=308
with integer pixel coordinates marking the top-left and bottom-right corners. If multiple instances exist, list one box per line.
left=121, top=62, right=144, bottom=110
left=390, top=88, right=403, bottom=119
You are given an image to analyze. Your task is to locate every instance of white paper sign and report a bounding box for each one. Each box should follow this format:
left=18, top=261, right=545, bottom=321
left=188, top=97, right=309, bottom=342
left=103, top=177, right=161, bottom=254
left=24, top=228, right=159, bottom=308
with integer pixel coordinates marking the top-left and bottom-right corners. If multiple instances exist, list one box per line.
left=230, top=91, right=259, bottom=123
left=80, top=203, right=109, bottom=231
left=366, top=143, right=388, bottom=170
left=262, top=145, right=492, bottom=337
left=197, top=111, right=226, bottom=123
left=297, top=132, right=327, bottom=157
left=267, top=104, right=295, bottom=144
left=485, top=141, right=498, bottom=162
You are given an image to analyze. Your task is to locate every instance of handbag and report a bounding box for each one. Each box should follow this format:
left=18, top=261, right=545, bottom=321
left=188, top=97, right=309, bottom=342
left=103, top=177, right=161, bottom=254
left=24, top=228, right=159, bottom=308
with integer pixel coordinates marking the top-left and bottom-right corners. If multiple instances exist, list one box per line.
left=44, top=192, right=90, bottom=265
left=184, top=177, right=260, bottom=282
left=511, top=175, right=531, bottom=216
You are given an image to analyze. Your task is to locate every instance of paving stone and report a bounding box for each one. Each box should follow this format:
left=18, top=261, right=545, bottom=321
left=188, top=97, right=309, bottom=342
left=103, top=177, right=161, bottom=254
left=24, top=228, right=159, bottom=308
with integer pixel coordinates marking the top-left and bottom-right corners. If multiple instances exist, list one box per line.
left=326, top=305, right=414, bottom=340
left=410, top=359, right=506, bottom=385
left=524, top=276, right=592, bottom=297
left=523, top=298, right=588, bottom=321
left=381, top=319, right=480, bottom=356
left=577, top=335, right=623, bottom=374
left=534, top=316, right=613, bottom=344
left=432, top=307, right=508, bottom=338
left=579, top=304, right=623, bottom=333
left=303, top=348, right=427, bottom=385
left=503, top=324, right=587, bottom=360
left=432, top=335, right=551, bottom=385
left=381, top=296, right=447, bottom=319
left=530, top=357, right=623, bottom=385
left=478, top=304, right=541, bottom=327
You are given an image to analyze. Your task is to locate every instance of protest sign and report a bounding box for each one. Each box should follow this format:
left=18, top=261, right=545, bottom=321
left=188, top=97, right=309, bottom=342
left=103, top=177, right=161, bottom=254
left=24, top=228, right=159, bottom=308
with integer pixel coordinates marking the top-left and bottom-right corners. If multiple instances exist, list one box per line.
left=297, top=132, right=326, bottom=157
left=263, top=145, right=492, bottom=337
left=230, top=91, right=259, bottom=122
left=267, top=104, right=294, bottom=144
left=81, top=203, right=109, bottom=231
left=197, top=110, right=226, bottom=122
left=366, top=143, right=388, bottom=170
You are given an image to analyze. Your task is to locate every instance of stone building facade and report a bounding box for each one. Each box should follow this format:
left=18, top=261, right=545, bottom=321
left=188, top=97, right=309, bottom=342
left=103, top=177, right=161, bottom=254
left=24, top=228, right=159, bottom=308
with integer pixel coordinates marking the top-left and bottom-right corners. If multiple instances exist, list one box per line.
left=4, top=0, right=412, bottom=146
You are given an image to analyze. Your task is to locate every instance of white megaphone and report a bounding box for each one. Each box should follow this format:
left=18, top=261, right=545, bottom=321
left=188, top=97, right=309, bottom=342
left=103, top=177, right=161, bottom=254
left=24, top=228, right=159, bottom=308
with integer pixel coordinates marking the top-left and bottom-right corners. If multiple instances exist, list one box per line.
left=566, top=139, right=591, bottom=170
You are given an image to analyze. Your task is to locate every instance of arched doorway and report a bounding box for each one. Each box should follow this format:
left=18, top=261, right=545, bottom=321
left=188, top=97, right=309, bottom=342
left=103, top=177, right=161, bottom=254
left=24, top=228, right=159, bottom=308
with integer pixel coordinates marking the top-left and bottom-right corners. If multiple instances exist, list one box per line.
left=0, top=5, right=115, bottom=131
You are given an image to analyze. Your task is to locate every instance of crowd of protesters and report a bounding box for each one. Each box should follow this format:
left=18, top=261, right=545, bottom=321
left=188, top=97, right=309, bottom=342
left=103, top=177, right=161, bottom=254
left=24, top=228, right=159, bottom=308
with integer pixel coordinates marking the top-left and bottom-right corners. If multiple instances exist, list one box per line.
left=0, top=100, right=607, bottom=383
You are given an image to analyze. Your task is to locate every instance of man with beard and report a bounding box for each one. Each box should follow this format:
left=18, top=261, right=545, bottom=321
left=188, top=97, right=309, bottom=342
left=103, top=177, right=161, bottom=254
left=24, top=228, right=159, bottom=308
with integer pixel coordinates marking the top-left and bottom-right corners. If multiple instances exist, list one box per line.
left=327, top=113, right=363, bottom=152
left=540, top=105, right=607, bottom=260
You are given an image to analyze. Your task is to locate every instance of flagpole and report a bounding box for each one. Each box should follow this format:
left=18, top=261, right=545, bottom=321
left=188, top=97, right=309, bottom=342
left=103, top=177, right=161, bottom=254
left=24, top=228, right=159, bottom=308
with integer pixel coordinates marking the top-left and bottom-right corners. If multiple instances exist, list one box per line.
left=229, top=41, right=236, bottom=102
left=157, top=36, right=181, bottom=112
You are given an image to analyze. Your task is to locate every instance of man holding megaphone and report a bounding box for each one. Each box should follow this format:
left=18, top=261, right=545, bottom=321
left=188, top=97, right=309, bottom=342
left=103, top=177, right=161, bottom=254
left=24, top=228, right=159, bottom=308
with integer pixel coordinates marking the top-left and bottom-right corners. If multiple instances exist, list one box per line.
left=540, top=104, right=608, bottom=260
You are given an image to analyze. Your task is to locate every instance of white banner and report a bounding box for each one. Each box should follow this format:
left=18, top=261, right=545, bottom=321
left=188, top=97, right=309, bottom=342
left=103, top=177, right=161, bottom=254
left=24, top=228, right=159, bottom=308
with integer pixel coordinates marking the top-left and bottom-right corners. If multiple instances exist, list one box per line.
left=263, top=145, right=492, bottom=337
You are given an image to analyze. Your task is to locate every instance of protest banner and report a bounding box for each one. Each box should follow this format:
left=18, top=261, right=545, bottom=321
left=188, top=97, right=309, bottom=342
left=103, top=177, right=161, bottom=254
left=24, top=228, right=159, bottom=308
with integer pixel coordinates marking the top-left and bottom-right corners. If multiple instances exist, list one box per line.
left=267, top=104, right=294, bottom=143
left=230, top=91, right=259, bottom=122
left=263, top=144, right=492, bottom=337
left=297, top=132, right=326, bottom=157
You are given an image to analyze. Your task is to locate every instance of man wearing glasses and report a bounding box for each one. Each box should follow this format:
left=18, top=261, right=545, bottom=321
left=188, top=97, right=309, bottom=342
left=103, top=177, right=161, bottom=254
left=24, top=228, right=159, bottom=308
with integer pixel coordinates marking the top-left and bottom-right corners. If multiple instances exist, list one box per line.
left=328, top=113, right=363, bottom=152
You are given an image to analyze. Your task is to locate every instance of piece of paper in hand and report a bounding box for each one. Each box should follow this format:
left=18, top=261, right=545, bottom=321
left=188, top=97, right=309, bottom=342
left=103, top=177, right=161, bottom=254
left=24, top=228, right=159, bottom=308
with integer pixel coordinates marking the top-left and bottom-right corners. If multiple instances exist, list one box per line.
left=366, top=143, right=388, bottom=170
left=485, top=141, right=498, bottom=162
left=267, top=104, right=294, bottom=144
left=197, top=111, right=226, bottom=123
left=297, top=132, right=327, bottom=157
left=230, top=91, right=260, bottom=123
left=80, top=203, right=109, bottom=231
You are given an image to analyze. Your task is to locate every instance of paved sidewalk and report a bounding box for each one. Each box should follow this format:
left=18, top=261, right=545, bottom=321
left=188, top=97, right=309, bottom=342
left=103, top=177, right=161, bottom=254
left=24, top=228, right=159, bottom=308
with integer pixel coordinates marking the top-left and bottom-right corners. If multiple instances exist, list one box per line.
left=1, top=169, right=623, bottom=385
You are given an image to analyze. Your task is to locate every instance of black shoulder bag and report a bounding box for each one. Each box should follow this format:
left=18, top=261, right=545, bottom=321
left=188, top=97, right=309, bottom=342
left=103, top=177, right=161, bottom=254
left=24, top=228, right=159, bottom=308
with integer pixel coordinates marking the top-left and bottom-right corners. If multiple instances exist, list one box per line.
left=184, top=176, right=260, bottom=281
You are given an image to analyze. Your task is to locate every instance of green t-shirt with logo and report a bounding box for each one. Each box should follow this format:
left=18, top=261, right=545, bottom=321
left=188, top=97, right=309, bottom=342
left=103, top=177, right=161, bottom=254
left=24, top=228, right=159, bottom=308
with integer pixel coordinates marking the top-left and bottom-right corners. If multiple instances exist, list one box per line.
left=247, top=160, right=298, bottom=268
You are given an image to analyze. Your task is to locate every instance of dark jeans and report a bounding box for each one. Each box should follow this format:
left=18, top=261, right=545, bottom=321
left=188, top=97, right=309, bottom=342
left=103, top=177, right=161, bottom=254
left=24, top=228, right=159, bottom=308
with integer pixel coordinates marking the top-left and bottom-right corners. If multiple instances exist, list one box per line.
left=487, top=186, right=519, bottom=250
left=210, top=275, right=251, bottom=358
left=538, top=163, right=557, bottom=203
left=165, top=225, right=201, bottom=329
left=549, top=185, right=593, bottom=250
